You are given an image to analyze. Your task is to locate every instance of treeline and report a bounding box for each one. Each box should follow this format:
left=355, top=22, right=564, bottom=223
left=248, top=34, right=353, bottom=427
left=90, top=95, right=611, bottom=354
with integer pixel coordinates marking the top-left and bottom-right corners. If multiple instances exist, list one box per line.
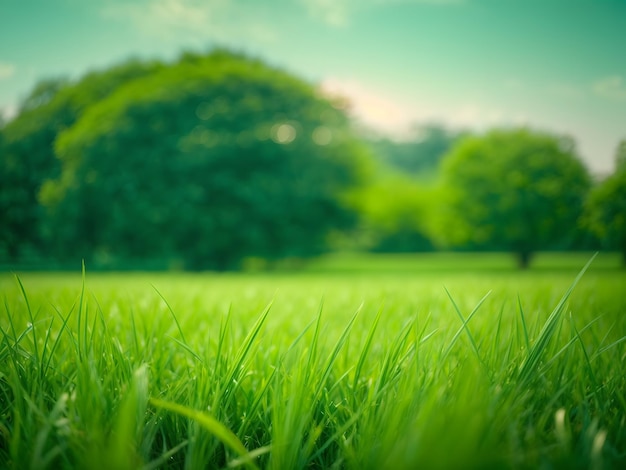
left=0, top=49, right=624, bottom=270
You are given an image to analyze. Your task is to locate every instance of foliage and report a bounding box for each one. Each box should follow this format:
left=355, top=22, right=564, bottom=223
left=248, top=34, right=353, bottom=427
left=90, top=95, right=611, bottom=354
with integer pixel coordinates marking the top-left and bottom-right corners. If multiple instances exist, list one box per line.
left=366, top=124, right=463, bottom=177
left=349, top=125, right=462, bottom=253
left=348, top=173, right=436, bottom=252
left=0, top=60, right=163, bottom=260
left=583, top=141, right=626, bottom=264
left=40, top=50, right=370, bottom=270
left=438, top=128, right=591, bottom=268
left=0, top=260, right=624, bottom=469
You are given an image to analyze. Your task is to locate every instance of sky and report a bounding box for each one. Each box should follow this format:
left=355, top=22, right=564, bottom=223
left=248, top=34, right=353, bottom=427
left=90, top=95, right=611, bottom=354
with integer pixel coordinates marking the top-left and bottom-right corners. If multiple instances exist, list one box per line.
left=1, top=0, right=625, bottom=175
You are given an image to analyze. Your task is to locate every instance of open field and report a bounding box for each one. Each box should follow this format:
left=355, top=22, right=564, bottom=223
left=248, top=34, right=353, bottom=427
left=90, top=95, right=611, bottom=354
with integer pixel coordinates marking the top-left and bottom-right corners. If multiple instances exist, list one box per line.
left=1, top=253, right=625, bottom=469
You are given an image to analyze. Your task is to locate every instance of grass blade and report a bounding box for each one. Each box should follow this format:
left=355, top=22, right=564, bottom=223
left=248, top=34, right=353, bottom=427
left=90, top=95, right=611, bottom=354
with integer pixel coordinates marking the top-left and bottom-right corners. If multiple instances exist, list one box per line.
left=441, top=289, right=491, bottom=367
left=518, top=253, right=597, bottom=385
left=149, top=397, right=259, bottom=470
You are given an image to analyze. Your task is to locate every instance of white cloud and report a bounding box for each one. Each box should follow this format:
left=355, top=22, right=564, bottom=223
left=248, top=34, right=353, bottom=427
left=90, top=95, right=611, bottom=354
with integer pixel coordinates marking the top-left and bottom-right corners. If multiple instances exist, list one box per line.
left=1, top=103, right=18, bottom=122
left=444, top=103, right=532, bottom=130
left=0, top=62, right=16, bottom=80
left=319, top=77, right=533, bottom=138
left=302, top=0, right=352, bottom=27
left=103, top=0, right=216, bottom=37
left=101, top=0, right=278, bottom=44
left=301, top=0, right=464, bottom=27
left=593, top=75, right=626, bottom=102
left=504, top=78, right=586, bottom=101
left=320, top=77, right=417, bottom=137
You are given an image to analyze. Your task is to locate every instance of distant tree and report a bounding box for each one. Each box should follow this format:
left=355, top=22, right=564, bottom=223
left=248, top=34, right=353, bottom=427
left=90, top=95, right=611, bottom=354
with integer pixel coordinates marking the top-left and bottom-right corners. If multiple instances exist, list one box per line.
left=616, top=140, right=626, bottom=172
left=366, top=124, right=464, bottom=177
left=582, top=140, right=626, bottom=265
left=0, top=60, right=162, bottom=261
left=349, top=174, right=436, bottom=252
left=41, top=50, right=370, bottom=270
left=438, top=129, right=591, bottom=268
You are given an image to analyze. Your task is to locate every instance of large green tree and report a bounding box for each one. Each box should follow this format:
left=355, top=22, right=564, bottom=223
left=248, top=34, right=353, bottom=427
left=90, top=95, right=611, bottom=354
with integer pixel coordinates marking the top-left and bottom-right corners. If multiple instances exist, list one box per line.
left=438, top=129, right=591, bottom=268
left=582, top=141, right=626, bottom=265
left=0, top=60, right=162, bottom=261
left=41, top=50, right=370, bottom=270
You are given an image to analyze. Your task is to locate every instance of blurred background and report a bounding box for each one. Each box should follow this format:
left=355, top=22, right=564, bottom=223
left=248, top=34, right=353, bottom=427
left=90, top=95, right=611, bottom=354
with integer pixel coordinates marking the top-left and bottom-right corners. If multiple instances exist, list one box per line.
left=1, top=0, right=625, bottom=271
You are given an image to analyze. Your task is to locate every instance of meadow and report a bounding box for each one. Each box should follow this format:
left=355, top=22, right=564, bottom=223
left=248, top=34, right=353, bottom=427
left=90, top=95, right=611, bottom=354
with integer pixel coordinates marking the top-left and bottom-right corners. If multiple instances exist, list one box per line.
left=1, top=252, right=625, bottom=469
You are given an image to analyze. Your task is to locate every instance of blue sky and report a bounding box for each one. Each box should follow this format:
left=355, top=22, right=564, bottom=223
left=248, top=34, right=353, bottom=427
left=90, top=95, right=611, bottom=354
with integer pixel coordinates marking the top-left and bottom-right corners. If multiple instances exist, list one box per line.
left=1, top=0, right=625, bottom=174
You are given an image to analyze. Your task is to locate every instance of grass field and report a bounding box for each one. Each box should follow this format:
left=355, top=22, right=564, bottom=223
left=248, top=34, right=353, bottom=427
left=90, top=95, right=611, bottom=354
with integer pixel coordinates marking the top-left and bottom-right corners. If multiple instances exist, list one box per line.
left=1, top=252, right=625, bottom=469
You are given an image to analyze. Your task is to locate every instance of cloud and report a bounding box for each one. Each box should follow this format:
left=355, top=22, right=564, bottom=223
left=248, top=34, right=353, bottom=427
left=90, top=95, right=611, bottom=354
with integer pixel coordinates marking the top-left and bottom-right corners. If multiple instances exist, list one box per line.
left=0, top=62, right=16, bottom=80
left=1, top=103, right=18, bottom=122
left=320, top=77, right=418, bottom=137
left=504, top=78, right=587, bottom=101
left=301, top=0, right=464, bottom=27
left=301, top=0, right=352, bottom=27
left=102, top=0, right=215, bottom=37
left=101, top=0, right=278, bottom=44
left=319, top=76, right=534, bottom=139
left=593, top=75, right=626, bottom=102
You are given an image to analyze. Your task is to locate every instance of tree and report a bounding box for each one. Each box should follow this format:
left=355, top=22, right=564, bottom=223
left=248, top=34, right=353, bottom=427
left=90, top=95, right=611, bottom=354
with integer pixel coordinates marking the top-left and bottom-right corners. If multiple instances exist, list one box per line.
left=582, top=140, right=626, bottom=265
left=0, top=60, right=162, bottom=262
left=366, top=124, right=464, bottom=177
left=438, top=128, right=591, bottom=268
left=349, top=174, right=436, bottom=252
left=41, top=50, right=370, bottom=270
left=0, top=79, right=68, bottom=260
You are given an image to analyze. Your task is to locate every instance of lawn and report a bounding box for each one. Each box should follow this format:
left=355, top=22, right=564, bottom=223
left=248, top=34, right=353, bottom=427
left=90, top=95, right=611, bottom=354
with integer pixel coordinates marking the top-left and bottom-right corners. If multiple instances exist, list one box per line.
left=1, top=252, right=625, bottom=469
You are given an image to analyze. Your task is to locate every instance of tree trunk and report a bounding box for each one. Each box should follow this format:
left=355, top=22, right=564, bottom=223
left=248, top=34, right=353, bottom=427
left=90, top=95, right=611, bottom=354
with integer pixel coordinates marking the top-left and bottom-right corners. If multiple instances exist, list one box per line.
left=5, top=238, right=20, bottom=262
left=516, top=250, right=532, bottom=269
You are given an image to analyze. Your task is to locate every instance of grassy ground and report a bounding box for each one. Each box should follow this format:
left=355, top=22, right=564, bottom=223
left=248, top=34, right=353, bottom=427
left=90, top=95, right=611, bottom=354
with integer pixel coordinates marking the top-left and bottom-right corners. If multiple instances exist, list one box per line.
left=1, top=252, right=625, bottom=469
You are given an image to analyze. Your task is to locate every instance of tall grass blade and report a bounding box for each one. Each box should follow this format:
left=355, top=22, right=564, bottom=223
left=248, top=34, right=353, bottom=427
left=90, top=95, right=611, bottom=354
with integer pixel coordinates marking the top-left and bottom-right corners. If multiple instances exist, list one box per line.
left=76, top=261, right=87, bottom=361
left=168, top=336, right=204, bottom=364
left=352, top=304, right=382, bottom=394
left=304, top=300, right=324, bottom=386
left=141, top=440, right=188, bottom=470
left=14, top=275, right=39, bottom=367
left=152, top=285, right=187, bottom=345
left=569, top=314, right=599, bottom=391
left=108, top=365, right=150, bottom=470
left=593, top=335, right=626, bottom=359
left=29, top=392, right=68, bottom=469
left=517, top=295, right=531, bottom=352
left=314, top=304, right=361, bottom=401
left=518, top=253, right=597, bottom=384
left=227, top=445, right=273, bottom=468
left=442, top=289, right=491, bottom=368
left=219, top=302, right=272, bottom=406
left=543, top=316, right=601, bottom=369
left=149, top=397, right=259, bottom=470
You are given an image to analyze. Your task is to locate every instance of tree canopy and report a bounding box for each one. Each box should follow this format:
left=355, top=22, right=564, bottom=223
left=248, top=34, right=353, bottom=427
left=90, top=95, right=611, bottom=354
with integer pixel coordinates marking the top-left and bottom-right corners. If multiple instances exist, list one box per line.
left=0, top=59, right=163, bottom=261
left=38, top=50, right=370, bottom=269
left=583, top=141, right=626, bottom=265
left=348, top=174, right=436, bottom=253
left=438, top=129, right=591, bottom=268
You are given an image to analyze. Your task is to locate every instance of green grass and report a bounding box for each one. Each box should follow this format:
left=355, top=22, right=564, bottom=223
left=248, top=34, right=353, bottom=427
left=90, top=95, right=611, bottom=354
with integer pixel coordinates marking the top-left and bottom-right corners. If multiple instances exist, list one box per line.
left=1, top=253, right=625, bottom=469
